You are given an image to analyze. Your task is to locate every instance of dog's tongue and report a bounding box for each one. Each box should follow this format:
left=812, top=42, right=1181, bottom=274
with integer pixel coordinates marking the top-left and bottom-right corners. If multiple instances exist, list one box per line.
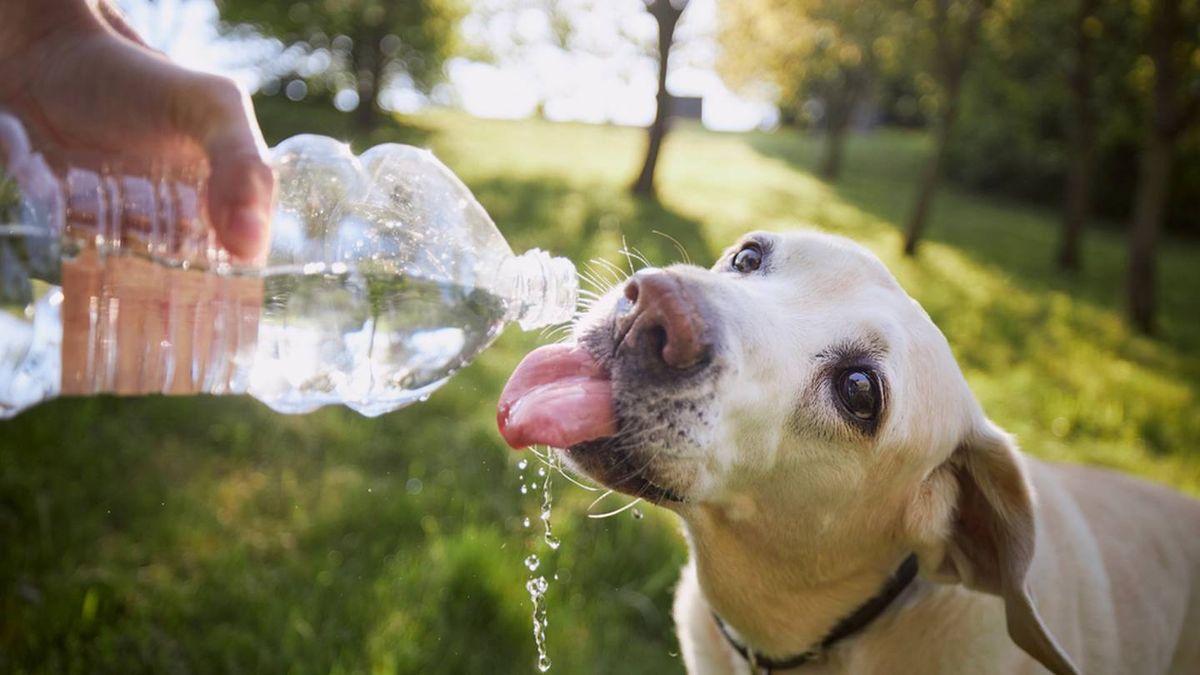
left=498, top=344, right=616, bottom=449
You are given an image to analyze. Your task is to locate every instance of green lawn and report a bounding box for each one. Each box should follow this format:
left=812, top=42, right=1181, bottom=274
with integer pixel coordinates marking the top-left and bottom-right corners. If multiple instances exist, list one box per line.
left=2, top=102, right=1198, bottom=675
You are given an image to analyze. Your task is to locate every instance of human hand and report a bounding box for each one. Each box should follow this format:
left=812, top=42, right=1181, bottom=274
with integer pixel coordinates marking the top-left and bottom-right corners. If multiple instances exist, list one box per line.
left=0, top=0, right=274, bottom=261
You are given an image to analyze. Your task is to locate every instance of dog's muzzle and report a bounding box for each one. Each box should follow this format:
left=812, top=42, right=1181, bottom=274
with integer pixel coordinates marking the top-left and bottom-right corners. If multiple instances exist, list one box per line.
left=612, top=270, right=714, bottom=376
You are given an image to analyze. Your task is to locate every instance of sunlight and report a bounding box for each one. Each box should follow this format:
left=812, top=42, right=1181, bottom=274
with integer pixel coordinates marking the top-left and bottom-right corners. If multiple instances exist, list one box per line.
left=116, top=0, right=777, bottom=131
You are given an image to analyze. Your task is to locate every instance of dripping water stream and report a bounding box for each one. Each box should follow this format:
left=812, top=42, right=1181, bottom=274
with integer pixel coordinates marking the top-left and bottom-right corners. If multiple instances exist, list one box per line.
left=518, top=454, right=559, bottom=672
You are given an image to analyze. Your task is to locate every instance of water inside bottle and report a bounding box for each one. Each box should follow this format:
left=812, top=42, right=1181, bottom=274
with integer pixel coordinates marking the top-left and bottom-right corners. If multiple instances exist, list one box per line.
left=0, top=239, right=515, bottom=417
left=253, top=262, right=511, bottom=415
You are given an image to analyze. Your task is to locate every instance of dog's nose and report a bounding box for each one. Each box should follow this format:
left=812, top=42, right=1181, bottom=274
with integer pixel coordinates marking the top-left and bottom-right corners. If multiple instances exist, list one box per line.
left=617, top=271, right=709, bottom=369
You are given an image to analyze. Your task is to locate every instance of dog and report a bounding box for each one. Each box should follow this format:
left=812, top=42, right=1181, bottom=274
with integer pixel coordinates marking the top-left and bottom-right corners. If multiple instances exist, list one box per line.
left=497, top=230, right=1200, bottom=674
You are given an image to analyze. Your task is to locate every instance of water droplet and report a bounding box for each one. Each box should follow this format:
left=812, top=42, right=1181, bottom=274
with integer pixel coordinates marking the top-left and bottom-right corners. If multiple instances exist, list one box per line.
left=526, top=574, right=552, bottom=670
left=632, top=508, right=644, bottom=520
left=526, top=576, right=548, bottom=595
left=517, top=459, right=529, bottom=470
left=522, top=460, right=560, bottom=672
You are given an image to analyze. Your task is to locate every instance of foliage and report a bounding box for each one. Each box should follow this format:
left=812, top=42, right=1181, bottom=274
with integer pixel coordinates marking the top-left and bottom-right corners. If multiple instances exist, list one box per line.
left=945, top=0, right=1200, bottom=234
left=718, top=0, right=909, bottom=127
left=217, top=0, right=463, bottom=121
left=2, top=105, right=1198, bottom=674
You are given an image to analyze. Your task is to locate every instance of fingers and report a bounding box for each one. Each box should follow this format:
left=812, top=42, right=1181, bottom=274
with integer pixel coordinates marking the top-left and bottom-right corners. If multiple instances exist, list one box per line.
left=96, top=0, right=152, bottom=49
left=207, top=128, right=275, bottom=262
left=170, top=75, right=275, bottom=262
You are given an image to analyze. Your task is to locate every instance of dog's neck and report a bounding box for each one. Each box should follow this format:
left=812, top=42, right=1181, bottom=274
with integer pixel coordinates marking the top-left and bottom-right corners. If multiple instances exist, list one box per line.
left=681, top=497, right=915, bottom=660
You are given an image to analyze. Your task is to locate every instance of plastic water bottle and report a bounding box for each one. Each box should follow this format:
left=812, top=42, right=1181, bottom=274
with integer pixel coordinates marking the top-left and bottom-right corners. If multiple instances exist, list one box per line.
left=0, top=112, right=577, bottom=418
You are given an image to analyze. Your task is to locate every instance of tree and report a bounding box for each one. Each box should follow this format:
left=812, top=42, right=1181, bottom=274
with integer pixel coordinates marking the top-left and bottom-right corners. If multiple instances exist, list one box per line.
left=719, top=0, right=905, bottom=180
left=217, top=0, right=462, bottom=132
left=902, top=0, right=994, bottom=256
left=1126, top=0, right=1200, bottom=333
left=1057, top=0, right=1100, bottom=271
left=632, top=0, right=689, bottom=198
left=943, top=0, right=1200, bottom=243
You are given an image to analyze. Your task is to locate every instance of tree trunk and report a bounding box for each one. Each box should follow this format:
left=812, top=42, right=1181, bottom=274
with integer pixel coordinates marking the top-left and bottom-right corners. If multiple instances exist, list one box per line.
left=1126, top=134, right=1171, bottom=334
left=818, top=77, right=863, bottom=181
left=352, top=32, right=383, bottom=133
left=632, top=1, right=684, bottom=197
left=901, top=0, right=990, bottom=256
left=1057, top=0, right=1098, bottom=271
left=902, top=91, right=960, bottom=256
left=1124, top=0, right=1194, bottom=333
left=354, top=85, right=379, bottom=132
left=818, top=120, right=848, bottom=181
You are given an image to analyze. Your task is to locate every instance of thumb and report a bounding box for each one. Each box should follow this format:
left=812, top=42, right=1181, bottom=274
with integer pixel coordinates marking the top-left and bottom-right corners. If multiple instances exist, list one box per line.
left=173, top=75, right=274, bottom=262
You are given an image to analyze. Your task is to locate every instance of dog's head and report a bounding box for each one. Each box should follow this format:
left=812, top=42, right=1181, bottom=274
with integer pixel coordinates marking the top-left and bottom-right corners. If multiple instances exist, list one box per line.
left=499, top=230, right=1076, bottom=675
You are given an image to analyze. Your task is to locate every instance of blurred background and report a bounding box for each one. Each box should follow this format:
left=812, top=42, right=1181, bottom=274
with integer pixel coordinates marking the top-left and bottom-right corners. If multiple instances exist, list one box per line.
left=2, top=0, right=1198, bottom=673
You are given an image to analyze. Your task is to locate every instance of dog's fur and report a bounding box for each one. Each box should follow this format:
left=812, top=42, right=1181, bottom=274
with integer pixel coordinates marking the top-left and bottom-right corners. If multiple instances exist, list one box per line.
left=563, top=231, right=1200, bottom=674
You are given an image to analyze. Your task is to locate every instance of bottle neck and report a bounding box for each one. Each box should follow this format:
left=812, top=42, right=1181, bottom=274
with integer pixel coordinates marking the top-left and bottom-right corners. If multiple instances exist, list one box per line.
left=501, top=248, right=578, bottom=330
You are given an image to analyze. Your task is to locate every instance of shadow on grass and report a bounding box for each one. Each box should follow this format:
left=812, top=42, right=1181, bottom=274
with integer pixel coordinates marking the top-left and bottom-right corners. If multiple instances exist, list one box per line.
left=0, top=366, right=686, bottom=673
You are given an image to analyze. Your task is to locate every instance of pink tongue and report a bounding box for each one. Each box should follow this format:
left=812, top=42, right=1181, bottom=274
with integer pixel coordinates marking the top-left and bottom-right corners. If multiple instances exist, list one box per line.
left=497, top=343, right=616, bottom=449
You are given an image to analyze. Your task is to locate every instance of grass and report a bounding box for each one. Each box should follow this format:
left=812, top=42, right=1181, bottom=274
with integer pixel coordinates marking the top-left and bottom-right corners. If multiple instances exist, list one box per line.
left=2, top=98, right=1198, bottom=674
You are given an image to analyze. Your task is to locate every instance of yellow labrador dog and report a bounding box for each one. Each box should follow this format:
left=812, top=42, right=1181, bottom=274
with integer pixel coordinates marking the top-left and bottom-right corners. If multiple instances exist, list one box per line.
left=498, top=231, right=1200, bottom=675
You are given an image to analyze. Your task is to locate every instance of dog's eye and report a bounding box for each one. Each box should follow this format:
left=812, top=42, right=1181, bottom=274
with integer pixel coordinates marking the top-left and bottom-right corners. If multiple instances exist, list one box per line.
left=836, top=370, right=880, bottom=421
left=731, top=243, right=763, bottom=273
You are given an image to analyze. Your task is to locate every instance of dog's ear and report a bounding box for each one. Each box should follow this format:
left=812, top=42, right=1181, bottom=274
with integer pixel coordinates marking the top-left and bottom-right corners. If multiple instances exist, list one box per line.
left=939, top=422, right=1079, bottom=675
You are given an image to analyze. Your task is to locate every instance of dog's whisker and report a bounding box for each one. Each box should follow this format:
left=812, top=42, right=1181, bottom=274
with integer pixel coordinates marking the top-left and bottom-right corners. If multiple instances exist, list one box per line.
left=583, top=259, right=616, bottom=285
left=539, top=322, right=569, bottom=341
left=591, top=257, right=629, bottom=286
left=578, top=268, right=611, bottom=292
left=578, top=268, right=613, bottom=294
left=652, top=229, right=693, bottom=265
left=613, top=447, right=666, bottom=487
left=555, top=463, right=605, bottom=492
left=587, top=497, right=644, bottom=520
left=620, top=242, right=655, bottom=270
left=619, top=237, right=643, bottom=276
left=526, top=445, right=553, bottom=466
left=603, top=432, right=675, bottom=488
left=527, top=445, right=607, bottom=493
left=586, top=488, right=616, bottom=512
left=541, top=323, right=573, bottom=341
left=595, top=257, right=628, bottom=280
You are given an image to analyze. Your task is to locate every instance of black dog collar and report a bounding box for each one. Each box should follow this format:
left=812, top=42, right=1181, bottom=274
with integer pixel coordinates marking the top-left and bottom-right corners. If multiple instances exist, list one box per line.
left=711, top=553, right=920, bottom=674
